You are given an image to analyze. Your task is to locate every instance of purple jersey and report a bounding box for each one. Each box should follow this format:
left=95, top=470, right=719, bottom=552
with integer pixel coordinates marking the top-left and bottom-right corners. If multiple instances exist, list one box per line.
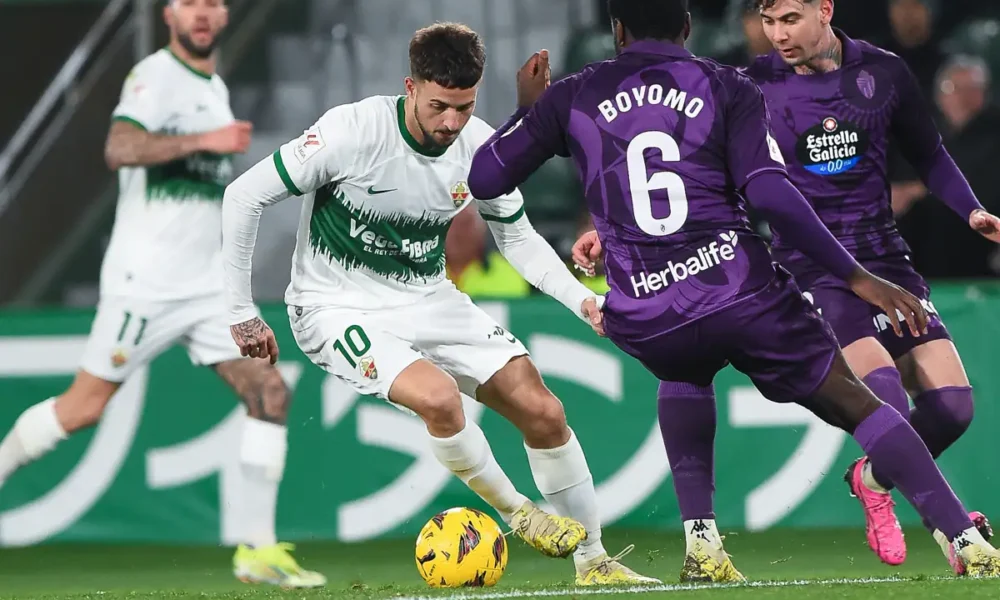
left=744, top=30, right=946, bottom=284
left=476, top=40, right=790, bottom=336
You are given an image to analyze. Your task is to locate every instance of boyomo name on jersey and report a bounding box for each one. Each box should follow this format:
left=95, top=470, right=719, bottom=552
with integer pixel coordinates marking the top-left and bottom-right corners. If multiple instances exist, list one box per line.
left=597, top=84, right=706, bottom=123
left=795, top=117, right=869, bottom=176
left=309, top=183, right=449, bottom=282
left=629, top=232, right=739, bottom=298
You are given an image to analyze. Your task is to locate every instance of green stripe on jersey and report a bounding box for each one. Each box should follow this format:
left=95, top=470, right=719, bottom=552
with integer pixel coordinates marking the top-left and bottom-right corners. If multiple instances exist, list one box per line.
left=146, top=151, right=232, bottom=203
left=309, top=183, right=451, bottom=282
left=166, top=47, right=214, bottom=81
left=479, top=204, right=525, bottom=224
left=112, top=115, right=148, bottom=131
left=273, top=151, right=303, bottom=196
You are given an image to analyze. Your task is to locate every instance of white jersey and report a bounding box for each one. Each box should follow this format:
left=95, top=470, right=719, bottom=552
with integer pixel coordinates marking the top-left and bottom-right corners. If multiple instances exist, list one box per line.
left=102, top=48, right=235, bottom=301
left=272, top=95, right=524, bottom=310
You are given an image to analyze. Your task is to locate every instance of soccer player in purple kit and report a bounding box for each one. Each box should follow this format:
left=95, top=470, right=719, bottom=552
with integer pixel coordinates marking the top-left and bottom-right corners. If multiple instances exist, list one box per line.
left=470, top=0, right=1000, bottom=583
left=740, top=0, right=1000, bottom=572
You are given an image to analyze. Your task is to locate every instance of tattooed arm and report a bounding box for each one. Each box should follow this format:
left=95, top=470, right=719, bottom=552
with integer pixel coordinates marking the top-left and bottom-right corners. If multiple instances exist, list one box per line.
left=104, top=119, right=252, bottom=170
left=223, top=105, right=360, bottom=362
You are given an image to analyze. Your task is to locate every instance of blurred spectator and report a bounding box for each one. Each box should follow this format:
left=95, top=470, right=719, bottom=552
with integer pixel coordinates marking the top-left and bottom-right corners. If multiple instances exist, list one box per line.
left=882, top=0, right=946, bottom=100
left=572, top=211, right=610, bottom=295
left=716, top=7, right=773, bottom=68
left=894, top=56, right=1000, bottom=278
left=445, top=207, right=530, bottom=298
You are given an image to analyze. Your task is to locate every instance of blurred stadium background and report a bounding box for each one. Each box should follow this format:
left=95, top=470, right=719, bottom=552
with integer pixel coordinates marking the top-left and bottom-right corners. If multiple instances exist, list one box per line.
left=4, top=0, right=1000, bottom=597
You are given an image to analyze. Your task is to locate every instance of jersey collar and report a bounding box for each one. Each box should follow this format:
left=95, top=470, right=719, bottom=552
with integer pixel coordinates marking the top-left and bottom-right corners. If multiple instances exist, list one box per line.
left=769, top=28, right=863, bottom=73
left=621, top=39, right=693, bottom=59
left=164, top=47, right=214, bottom=81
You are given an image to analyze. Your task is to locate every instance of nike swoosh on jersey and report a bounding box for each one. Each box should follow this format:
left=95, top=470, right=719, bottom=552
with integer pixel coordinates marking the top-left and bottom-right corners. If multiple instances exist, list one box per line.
left=367, top=186, right=397, bottom=195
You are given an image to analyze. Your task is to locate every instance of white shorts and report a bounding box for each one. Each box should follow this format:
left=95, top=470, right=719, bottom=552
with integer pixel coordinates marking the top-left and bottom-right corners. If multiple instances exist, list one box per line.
left=288, top=288, right=528, bottom=400
left=81, top=294, right=255, bottom=382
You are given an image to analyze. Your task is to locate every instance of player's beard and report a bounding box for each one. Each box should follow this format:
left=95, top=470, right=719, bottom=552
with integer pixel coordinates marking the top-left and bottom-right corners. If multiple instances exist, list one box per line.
left=413, top=104, right=460, bottom=152
left=177, top=30, right=220, bottom=60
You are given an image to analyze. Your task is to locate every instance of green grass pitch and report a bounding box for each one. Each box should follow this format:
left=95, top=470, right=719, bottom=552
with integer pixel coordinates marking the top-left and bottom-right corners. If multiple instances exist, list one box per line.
left=2, top=528, right=997, bottom=599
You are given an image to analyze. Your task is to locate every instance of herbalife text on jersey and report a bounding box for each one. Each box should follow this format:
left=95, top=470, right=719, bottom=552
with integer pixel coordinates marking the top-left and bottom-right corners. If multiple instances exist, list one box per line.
left=630, top=235, right=738, bottom=298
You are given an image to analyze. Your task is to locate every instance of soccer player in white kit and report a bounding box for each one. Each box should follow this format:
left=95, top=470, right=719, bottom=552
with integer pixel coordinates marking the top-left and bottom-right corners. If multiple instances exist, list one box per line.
left=221, top=23, right=660, bottom=586
left=0, top=0, right=324, bottom=588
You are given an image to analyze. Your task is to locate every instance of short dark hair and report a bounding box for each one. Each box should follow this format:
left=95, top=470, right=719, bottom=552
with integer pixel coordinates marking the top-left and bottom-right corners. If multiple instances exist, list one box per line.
left=608, top=0, right=690, bottom=41
left=752, top=0, right=818, bottom=10
left=409, top=23, right=485, bottom=89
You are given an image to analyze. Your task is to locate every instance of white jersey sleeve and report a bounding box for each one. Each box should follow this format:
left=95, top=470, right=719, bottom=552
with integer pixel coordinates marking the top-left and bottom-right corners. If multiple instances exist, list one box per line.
left=465, top=117, right=597, bottom=320
left=272, top=104, right=361, bottom=196
left=111, top=62, right=169, bottom=131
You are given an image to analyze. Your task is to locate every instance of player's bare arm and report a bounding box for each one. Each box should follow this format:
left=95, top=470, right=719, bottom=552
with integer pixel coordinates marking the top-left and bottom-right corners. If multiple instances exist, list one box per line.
left=104, top=119, right=252, bottom=170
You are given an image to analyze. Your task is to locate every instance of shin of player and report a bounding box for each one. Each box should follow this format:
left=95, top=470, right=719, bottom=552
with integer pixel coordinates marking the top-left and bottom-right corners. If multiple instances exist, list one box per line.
left=400, top=358, right=598, bottom=561
left=656, top=382, right=728, bottom=569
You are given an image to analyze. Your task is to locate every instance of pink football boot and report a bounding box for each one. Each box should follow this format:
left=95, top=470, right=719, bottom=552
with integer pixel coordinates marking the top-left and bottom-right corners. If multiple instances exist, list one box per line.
left=844, top=458, right=906, bottom=566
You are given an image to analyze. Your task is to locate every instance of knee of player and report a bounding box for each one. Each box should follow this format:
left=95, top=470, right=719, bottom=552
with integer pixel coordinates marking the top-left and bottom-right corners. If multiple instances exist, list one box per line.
left=939, top=388, right=975, bottom=435
left=524, top=393, right=569, bottom=446
left=415, top=381, right=464, bottom=432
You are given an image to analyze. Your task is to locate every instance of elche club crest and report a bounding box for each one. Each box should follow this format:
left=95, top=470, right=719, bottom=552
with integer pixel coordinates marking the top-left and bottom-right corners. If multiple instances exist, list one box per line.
left=359, top=355, right=378, bottom=380
left=450, top=181, right=470, bottom=207
left=111, top=349, right=128, bottom=368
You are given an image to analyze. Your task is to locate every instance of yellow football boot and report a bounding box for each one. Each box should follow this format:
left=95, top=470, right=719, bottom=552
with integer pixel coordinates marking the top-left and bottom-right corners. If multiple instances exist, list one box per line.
left=678, top=539, right=746, bottom=584
left=575, top=544, right=662, bottom=586
left=233, top=543, right=327, bottom=588
left=509, top=501, right=587, bottom=558
left=956, top=539, right=1000, bottom=578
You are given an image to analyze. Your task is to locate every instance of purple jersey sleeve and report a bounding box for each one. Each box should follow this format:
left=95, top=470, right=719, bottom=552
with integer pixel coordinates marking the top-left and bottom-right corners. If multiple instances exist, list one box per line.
left=469, top=78, right=575, bottom=200
left=747, top=173, right=860, bottom=281
left=725, top=73, right=788, bottom=188
left=890, top=59, right=983, bottom=219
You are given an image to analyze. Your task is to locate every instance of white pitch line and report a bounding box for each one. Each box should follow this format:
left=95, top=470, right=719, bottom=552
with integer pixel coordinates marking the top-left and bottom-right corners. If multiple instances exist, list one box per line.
left=394, top=575, right=948, bottom=600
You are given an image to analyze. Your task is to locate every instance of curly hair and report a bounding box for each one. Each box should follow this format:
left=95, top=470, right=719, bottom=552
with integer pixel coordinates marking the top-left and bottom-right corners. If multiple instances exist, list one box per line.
left=409, top=22, right=485, bottom=89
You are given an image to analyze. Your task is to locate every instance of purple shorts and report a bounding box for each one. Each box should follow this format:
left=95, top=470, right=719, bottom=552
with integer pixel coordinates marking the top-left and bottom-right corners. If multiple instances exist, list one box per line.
left=798, top=257, right=950, bottom=359
left=607, top=270, right=838, bottom=402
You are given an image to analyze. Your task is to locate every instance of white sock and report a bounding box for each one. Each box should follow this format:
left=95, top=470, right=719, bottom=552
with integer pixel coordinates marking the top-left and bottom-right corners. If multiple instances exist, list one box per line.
left=684, top=519, right=724, bottom=554
left=524, top=430, right=607, bottom=566
left=237, top=416, right=286, bottom=548
left=428, top=420, right=528, bottom=524
left=953, top=525, right=993, bottom=549
left=0, top=398, right=67, bottom=484
left=861, top=460, right=889, bottom=494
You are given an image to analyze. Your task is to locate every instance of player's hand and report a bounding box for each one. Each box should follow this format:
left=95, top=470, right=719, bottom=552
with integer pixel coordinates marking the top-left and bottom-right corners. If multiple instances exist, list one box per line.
left=572, top=230, right=603, bottom=277
left=848, top=269, right=928, bottom=338
left=970, top=209, right=1000, bottom=243
left=516, top=49, right=551, bottom=108
left=581, top=296, right=606, bottom=337
left=199, top=121, right=253, bottom=155
left=230, top=317, right=279, bottom=364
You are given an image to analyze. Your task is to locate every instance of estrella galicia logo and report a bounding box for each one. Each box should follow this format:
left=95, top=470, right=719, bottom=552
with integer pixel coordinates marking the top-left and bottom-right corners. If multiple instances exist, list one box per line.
left=795, top=116, right=869, bottom=176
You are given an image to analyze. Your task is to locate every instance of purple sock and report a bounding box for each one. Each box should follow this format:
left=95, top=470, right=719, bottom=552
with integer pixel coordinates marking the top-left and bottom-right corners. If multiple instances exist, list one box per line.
left=862, top=367, right=911, bottom=491
left=910, top=387, right=974, bottom=458
left=854, top=404, right=972, bottom=540
left=658, top=381, right=716, bottom=521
